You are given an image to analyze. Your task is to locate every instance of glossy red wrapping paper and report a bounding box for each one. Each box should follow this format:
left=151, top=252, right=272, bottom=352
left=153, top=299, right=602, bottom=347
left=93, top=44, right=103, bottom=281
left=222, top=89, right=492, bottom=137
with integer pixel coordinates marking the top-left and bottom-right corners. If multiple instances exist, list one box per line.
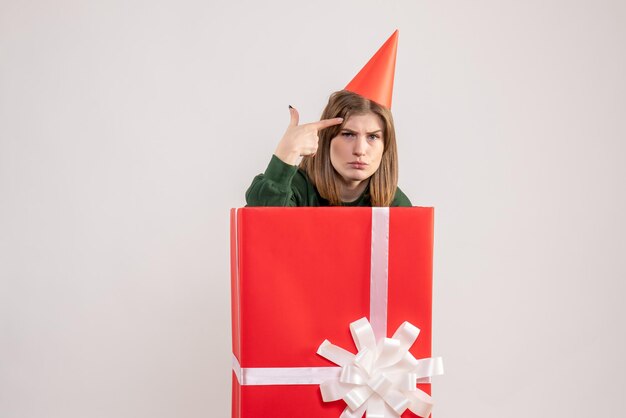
left=230, top=207, right=434, bottom=418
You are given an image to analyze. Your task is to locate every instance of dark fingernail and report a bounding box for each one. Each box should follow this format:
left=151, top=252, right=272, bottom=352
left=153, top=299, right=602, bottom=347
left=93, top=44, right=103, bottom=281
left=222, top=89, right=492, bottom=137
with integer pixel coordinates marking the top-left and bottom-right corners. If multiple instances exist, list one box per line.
left=289, top=105, right=293, bottom=109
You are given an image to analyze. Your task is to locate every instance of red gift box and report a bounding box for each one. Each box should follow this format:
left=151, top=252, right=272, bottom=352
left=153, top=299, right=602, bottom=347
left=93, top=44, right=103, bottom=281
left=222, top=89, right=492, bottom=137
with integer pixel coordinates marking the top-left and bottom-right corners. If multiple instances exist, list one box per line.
left=230, top=207, right=437, bottom=418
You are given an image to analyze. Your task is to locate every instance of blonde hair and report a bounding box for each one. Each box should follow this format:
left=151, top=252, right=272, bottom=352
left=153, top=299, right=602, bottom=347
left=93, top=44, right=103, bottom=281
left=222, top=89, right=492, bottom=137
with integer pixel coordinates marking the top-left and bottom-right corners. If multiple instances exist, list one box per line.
left=299, top=90, right=399, bottom=206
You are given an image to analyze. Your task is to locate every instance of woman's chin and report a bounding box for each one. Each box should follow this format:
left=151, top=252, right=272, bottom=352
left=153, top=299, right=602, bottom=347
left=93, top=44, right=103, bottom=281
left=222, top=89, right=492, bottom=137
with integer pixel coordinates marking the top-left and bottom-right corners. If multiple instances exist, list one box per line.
left=339, top=173, right=372, bottom=186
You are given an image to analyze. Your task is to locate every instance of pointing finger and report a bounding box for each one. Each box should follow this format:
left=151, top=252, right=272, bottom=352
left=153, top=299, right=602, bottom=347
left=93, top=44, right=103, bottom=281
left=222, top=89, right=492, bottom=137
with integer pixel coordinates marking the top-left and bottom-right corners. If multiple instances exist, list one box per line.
left=288, top=105, right=300, bottom=127
left=312, top=117, right=344, bottom=130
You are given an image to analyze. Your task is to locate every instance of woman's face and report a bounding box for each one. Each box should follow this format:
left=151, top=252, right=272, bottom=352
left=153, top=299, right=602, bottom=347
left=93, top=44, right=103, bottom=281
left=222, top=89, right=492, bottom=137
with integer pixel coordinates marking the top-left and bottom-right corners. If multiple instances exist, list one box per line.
left=330, top=112, right=385, bottom=188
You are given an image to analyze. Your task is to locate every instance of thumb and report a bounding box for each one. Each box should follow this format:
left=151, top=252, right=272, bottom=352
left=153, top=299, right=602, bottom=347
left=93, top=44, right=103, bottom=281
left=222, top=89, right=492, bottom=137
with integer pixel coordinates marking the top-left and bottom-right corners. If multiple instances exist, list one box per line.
left=288, top=105, right=299, bottom=127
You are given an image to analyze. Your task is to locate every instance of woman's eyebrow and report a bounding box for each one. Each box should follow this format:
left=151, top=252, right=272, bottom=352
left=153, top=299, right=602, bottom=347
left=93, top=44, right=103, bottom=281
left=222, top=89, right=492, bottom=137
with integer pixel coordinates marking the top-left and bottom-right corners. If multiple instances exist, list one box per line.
left=341, top=128, right=382, bottom=134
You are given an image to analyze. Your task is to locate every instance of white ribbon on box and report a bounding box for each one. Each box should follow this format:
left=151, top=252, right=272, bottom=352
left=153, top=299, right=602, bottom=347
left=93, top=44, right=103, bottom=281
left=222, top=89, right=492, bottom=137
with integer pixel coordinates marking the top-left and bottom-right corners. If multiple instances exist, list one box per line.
left=232, top=208, right=444, bottom=418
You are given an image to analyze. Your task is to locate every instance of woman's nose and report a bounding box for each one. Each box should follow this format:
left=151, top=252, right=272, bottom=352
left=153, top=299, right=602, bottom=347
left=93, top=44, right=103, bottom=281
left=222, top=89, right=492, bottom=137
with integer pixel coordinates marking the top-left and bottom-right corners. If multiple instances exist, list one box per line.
left=352, top=136, right=367, bottom=156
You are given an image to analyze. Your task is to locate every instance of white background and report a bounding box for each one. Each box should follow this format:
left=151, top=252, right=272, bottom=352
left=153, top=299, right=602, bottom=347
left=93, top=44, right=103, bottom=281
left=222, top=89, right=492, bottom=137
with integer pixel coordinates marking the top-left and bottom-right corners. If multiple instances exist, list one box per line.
left=1, top=1, right=625, bottom=417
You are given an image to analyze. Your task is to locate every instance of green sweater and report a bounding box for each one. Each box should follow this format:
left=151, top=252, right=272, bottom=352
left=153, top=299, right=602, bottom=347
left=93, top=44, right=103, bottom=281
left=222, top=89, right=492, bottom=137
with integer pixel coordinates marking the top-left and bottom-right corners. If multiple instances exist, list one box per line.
left=246, top=155, right=412, bottom=207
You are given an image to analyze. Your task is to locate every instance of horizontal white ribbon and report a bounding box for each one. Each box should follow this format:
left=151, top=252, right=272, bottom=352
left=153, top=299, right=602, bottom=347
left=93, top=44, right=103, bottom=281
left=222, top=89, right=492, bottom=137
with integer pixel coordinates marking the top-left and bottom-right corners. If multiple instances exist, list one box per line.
left=232, top=354, right=341, bottom=385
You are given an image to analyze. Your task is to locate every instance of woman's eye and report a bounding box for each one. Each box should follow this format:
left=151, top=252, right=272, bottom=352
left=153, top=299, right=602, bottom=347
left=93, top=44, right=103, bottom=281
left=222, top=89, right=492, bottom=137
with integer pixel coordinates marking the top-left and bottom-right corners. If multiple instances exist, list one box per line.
left=341, top=132, right=355, bottom=138
left=368, top=134, right=380, bottom=140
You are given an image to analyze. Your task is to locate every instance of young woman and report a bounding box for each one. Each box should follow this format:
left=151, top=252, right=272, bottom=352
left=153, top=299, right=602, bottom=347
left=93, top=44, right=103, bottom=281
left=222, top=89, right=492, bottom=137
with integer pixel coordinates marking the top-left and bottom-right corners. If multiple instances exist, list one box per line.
left=245, top=90, right=411, bottom=207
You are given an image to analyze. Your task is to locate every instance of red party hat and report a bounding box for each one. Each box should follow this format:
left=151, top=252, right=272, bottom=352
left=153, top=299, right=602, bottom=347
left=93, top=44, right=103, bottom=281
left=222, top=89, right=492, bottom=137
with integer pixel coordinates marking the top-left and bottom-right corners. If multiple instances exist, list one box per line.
left=345, top=30, right=399, bottom=109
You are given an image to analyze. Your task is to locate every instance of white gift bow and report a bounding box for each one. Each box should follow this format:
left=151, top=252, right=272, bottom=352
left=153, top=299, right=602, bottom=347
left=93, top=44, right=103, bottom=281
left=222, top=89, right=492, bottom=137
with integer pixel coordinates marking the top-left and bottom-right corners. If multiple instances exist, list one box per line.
left=317, top=317, right=444, bottom=418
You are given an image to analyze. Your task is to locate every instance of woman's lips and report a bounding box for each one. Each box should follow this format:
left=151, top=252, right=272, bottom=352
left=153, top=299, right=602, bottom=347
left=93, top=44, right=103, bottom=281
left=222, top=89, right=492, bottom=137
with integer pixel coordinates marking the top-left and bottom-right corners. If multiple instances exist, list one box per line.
left=348, top=162, right=367, bottom=169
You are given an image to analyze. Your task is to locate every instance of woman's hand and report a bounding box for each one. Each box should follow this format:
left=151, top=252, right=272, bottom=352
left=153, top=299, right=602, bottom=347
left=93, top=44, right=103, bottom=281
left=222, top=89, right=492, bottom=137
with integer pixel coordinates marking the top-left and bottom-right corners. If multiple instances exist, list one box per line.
left=274, top=106, right=343, bottom=165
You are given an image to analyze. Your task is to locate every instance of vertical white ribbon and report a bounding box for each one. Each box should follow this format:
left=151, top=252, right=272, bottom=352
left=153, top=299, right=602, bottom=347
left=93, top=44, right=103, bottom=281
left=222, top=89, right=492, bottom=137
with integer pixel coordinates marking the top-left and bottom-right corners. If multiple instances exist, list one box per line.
left=369, top=207, right=390, bottom=341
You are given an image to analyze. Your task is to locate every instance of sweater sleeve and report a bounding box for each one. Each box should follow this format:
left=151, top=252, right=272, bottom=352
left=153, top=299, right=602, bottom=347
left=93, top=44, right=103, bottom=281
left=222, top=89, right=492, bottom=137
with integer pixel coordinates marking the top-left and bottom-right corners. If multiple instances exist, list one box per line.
left=245, top=155, right=301, bottom=207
